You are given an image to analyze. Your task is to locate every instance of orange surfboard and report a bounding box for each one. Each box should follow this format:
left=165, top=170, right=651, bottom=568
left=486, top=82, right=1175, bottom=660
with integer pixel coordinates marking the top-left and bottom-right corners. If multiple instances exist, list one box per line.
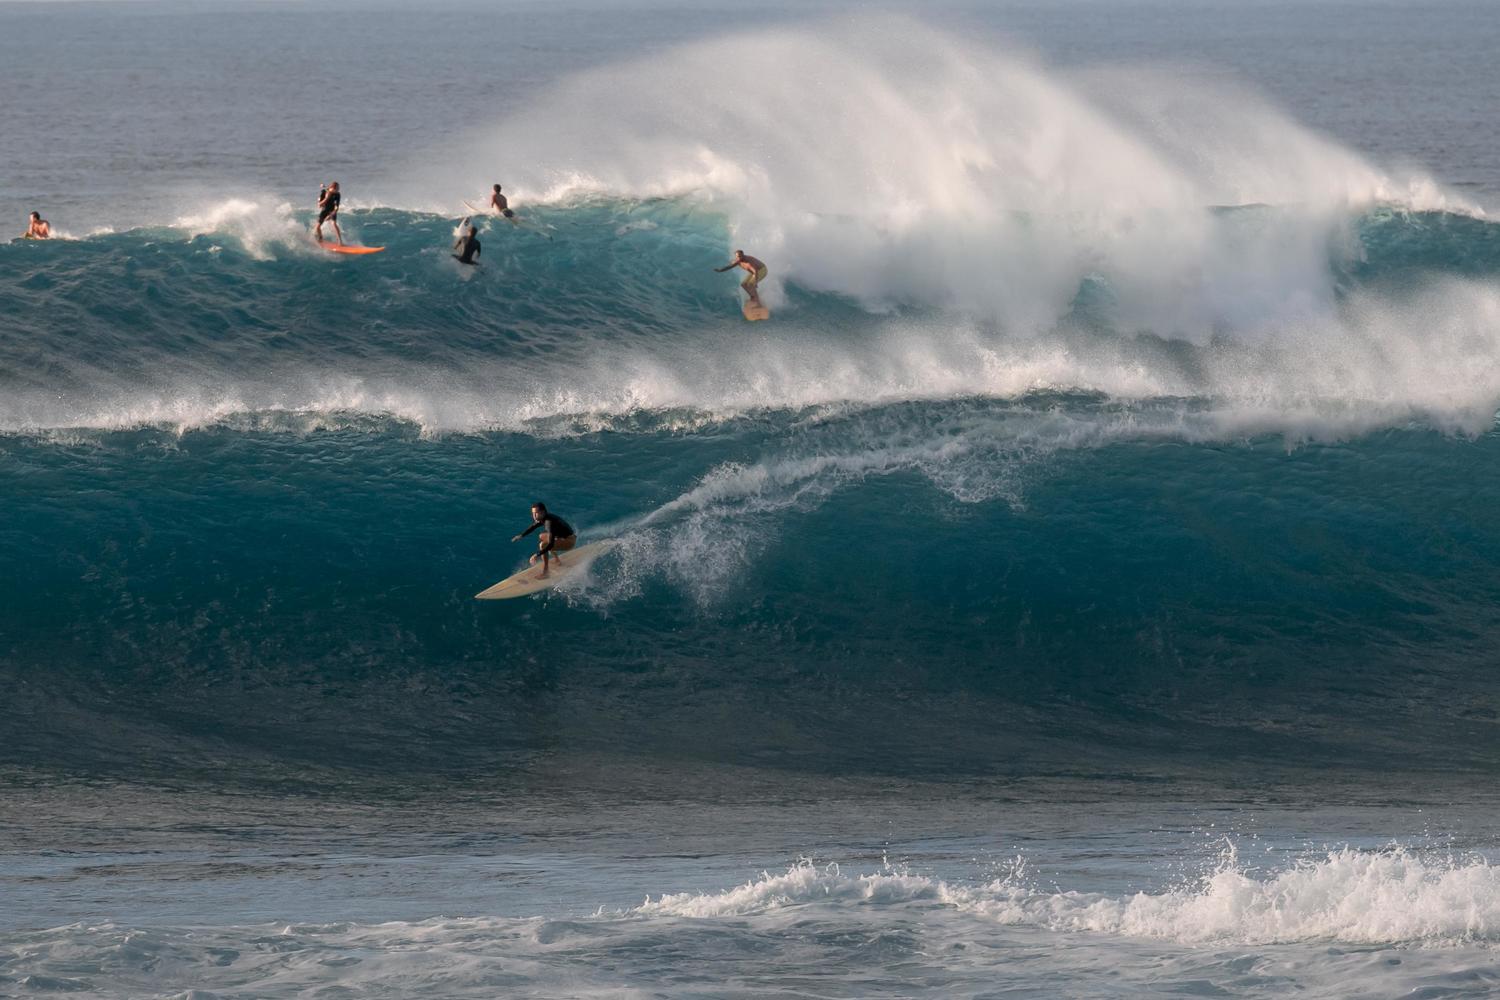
left=317, top=241, right=385, bottom=255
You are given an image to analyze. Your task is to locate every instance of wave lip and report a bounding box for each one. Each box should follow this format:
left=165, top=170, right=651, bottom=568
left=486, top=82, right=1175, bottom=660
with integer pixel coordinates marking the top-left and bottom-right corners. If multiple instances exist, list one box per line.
left=401, top=15, right=1480, bottom=327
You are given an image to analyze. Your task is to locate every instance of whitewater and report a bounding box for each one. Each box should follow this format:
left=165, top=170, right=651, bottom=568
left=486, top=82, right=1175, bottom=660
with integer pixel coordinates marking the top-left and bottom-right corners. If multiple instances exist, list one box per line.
left=5, top=2, right=1500, bottom=997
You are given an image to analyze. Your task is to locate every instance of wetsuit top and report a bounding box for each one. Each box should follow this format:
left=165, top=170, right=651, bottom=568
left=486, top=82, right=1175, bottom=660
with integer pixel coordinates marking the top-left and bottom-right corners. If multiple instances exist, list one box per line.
left=520, top=514, right=575, bottom=552
left=318, top=189, right=340, bottom=218
left=453, top=233, right=481, bottom=263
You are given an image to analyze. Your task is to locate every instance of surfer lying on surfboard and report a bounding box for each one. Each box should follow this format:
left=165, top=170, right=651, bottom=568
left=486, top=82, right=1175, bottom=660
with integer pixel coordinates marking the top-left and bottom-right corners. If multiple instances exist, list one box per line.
left=512, top=502, right=577, bottom=578
left=314, top=181, right=342, bottom=245
left=453, top=221, right=481, bottom=264
left=715, top=250, right=768, bottom=307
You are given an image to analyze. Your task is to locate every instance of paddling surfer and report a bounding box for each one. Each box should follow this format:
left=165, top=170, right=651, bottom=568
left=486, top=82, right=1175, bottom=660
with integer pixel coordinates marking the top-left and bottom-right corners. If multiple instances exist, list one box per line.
left=489, top=184, right=514, bottom=220
left=714, top=250, right=767, bottom=307
left=315, top=181, right=342, bottom=245
left=453, top=221, right=481, bottom=264
left=23, top=212, right=50, bottom=240
left=512, top=502, right=577, bottom=577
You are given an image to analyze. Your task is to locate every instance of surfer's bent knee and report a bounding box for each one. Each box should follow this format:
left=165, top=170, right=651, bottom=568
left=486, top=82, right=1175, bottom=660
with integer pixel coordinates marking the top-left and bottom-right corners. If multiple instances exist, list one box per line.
left=537, top=533, right=578, bottom=553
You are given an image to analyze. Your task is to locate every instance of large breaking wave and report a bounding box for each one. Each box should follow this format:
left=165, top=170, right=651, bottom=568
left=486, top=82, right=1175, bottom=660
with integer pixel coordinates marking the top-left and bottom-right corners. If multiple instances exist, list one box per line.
left=5, top=22, right=1500, bottom=781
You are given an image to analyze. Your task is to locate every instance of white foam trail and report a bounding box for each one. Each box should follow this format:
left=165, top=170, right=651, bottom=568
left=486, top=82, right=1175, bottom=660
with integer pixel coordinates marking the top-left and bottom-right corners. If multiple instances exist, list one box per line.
left=586, top=406, right=1162, bottom=606
left=172, top=196, right=309, bottom=259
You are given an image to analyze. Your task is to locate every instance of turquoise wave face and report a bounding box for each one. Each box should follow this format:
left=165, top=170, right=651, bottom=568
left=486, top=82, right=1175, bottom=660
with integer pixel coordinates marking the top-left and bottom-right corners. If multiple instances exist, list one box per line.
left=7, top=414, right=1500, bottom=779
left=3, top=203, right=1500, bottom=436
left=5, top=201, right=1500, bottom=780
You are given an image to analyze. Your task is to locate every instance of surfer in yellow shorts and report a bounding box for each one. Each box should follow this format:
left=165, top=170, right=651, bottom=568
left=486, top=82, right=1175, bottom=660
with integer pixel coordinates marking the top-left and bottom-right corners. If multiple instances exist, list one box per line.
left=715, top=250, right=768, bottom=307
left=23, top=212, right=51, bottom=240
left=512, top=502, right=577, bottom=578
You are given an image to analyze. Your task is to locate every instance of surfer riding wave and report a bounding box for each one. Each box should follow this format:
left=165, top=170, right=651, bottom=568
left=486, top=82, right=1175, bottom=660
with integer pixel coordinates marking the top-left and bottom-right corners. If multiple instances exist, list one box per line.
left=512, top=502, right=576, bottom=577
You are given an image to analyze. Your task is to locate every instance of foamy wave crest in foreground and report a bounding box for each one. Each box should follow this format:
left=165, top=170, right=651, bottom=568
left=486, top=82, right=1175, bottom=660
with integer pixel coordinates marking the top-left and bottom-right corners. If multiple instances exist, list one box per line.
left=641, top=848, right=1500, bottom=946
left=6, top=848, right=1500, bottom=999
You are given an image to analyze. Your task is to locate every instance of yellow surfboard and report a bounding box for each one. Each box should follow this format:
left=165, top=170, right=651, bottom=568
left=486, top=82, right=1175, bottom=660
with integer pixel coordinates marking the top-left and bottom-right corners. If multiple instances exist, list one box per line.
left=475, top=539, right=618, bottom=600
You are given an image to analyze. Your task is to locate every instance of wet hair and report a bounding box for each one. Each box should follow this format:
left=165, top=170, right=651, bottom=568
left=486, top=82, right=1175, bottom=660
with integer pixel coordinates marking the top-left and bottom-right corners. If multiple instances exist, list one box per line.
left=532, top=502, right=547, bottom=513
left=29, top=212, right=40, bottom=220
left=329, top=181, right=339, bottom=189
left=469, top=225, right=478, bottom=235
left=734, top=249, right=743, bottom=256
left=494, top=184, right=502, bottom=192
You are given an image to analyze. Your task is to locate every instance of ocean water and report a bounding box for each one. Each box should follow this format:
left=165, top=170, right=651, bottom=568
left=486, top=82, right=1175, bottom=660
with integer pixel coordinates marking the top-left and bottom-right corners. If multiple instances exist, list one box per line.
left=5, top=1, right=1500, bottom=996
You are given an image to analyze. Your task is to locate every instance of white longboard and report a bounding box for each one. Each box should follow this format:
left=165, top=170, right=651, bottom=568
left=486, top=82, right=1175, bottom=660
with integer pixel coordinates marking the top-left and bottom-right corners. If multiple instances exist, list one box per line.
left=463, top=200, right=553, bottom=240
left=475, top=539, right=618, bottom=600
left=463, top=199, right=514, bottom=222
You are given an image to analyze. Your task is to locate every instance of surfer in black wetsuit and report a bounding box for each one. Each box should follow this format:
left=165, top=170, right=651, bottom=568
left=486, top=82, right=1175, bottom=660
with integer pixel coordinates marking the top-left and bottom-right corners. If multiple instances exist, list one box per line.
left=315, top=181, right=342, bottom=245
left=489, top=184, right=515, bottom=220
left=453, top=222, right=481, bottom=264
left=512, top=502, right=577, bottom=577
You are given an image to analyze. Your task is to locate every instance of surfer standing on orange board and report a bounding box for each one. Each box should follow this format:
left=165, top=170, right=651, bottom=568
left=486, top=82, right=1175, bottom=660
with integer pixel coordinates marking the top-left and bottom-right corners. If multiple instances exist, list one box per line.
left=715, top=250, right=768, bottom=308
left=314, top=181, right=342, bottom=245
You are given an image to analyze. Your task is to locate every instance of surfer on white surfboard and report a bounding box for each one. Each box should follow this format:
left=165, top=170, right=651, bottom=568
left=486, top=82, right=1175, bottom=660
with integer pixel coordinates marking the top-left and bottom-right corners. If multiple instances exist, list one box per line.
left=314, top=181, right=342, bottom=245
left=488, top=184, right=515, bottom=220
left=715, top=250, right=768, bottom=308
left=511, top=502, right=577, bottom=578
